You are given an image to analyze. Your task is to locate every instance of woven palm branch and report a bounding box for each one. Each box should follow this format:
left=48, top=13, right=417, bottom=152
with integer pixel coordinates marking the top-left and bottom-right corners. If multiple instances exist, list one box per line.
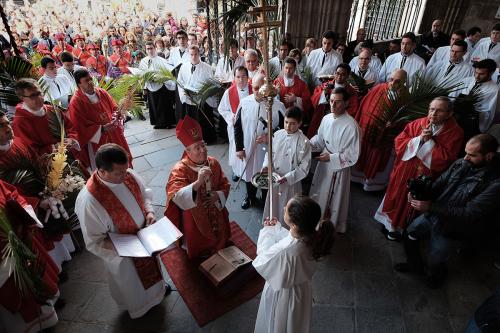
left=0, top=56, right=37, bottom=107
left=348, top=72, right=375, bottom=97
left=268, top=61, right=280, bottom=81
left=367, top=72, right=464, bottom=146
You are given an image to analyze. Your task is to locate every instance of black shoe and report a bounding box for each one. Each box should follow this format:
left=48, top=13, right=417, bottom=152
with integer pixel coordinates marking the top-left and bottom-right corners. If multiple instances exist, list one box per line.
left=154, top=125, right=168, bottom=129
left=167, top=124, right=176, bottom=129
left=54, top=298, right=66, bottom=310
left=138, top=114, right=146, bottom=121
left=232, top=174, right=239, bottom=182
left=124, top=115, right=132, bottom=123
left=241, top=196, right=251, bottom=209
left=387, top=231, right=402, bottom=241
left=164, top=283, right=172, bottom=296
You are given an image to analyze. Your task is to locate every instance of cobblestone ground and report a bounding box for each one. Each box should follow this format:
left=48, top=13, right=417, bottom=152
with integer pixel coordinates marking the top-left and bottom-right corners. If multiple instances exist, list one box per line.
left=47, top=118, right=500, bottom=333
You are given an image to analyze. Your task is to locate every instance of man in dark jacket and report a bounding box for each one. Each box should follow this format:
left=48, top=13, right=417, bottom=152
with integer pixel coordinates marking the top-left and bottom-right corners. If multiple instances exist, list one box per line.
left=418, top=19, right=450, bottom=63
left=395, top=134, right=500, bottom=288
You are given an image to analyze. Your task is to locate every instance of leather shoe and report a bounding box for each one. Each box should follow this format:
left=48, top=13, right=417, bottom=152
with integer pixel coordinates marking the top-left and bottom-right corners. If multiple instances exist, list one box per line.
left=241, top=196, right=251, bottom=209
left=164, top=283, right=172, bottom=296
left=232, top=174, right=239, bottom=182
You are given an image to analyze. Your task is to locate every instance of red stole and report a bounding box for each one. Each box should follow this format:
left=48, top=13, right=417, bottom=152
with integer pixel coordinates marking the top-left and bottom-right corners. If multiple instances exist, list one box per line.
left=86, top=171, right=162, bottom=289
left=228, top=83, right=251, bottom=113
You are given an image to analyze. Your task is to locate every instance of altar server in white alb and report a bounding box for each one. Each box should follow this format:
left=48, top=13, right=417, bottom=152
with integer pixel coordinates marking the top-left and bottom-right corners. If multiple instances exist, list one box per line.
left=451, top=59, right=498, bottom=133
left=379, top=32, right=425, bottom=85
left=218, top=66, right=251, bottom=180
left=426, top=29, right=469, bottom=67
left=306, top=30, right=343, bottom=85
left=75, top=144, right=167, bottom=319
left=309, top=87, right=360, bottom=233
left=424, top=40, right=473, bottom=87
left=350, top=49, right=379, bottom=83
left=470, top=23, right=500, bottom=64
left=215, top=38, right=245, bottom=82
left=177, top=45, right=217, bottom=143
left=261, top=106, right=311, bottom=222
left=139, top=41, right=176, bottom=129
left=253, top=196, right=334, bottom=333
left=234, top=73, right=286, bottom=209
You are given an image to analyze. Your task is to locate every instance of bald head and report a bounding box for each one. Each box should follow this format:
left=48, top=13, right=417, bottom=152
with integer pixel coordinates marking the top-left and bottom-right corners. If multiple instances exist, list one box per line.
left=358, top=49, right=372, bottom=70
left=251, top=73, right=265, bottom=100
left=388, top=69, right=407, bottom=91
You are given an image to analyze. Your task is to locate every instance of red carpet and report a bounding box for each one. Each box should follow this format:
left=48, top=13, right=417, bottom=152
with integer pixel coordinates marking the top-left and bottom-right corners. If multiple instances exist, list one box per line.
left=160, top=222, right=264, bottom=327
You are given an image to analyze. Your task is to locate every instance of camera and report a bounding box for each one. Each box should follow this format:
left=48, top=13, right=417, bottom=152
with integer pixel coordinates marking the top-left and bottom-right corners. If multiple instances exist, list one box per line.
left=407, top=175, right=433, bottom=201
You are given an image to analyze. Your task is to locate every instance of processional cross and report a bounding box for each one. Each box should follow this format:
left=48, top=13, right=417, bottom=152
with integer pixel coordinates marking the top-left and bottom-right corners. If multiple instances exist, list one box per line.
left=246, top=0, right=282, bottom=220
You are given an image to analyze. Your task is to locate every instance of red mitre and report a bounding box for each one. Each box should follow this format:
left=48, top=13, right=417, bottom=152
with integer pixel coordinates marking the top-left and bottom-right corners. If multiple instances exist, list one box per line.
left=73, top=34, right=85, bottom=41
left=176, top=116, right=203, bottom=148
left=86, top=43, right=99, bottom=51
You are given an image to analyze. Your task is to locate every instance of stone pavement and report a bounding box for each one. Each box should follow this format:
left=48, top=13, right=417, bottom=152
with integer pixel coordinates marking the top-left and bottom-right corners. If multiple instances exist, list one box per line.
left=48, top=118, right=500, bottom=333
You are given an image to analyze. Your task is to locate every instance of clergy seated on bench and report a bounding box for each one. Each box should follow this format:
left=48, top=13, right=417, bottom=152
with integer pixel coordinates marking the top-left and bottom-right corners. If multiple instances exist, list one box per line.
left=395, top=134, right=500, bottom=288
left=75, top=143, right=168, bottom=319
left=165, top=116, right=231, bottom=259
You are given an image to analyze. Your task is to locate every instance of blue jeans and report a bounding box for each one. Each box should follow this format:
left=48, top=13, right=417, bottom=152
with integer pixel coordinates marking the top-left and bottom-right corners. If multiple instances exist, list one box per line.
left=407, top=214, right=462, bottom=274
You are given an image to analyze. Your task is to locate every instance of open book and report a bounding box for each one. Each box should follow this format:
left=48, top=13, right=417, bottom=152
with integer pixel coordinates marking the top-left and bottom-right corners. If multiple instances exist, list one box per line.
left=109, top=217, right=182, bottom=257
left=199, top=246, right=252, bottom=286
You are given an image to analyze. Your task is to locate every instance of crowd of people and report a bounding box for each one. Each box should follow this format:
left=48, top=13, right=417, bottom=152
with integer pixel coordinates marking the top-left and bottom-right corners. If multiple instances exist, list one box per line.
left=1, top=1, right=500, bottom=331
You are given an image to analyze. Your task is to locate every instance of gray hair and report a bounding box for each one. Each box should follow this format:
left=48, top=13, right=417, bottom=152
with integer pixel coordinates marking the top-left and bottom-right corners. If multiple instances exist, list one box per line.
left=244, top=48, right=258, bottom=59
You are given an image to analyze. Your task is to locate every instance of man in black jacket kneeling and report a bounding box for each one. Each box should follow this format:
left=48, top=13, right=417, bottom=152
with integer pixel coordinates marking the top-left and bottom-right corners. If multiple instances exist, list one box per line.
left=395, top=133, right=500, bottom=288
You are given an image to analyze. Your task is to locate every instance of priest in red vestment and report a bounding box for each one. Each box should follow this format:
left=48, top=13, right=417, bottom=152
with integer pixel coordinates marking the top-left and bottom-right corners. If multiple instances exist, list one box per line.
left=274, top=57, right=312, bottom=119
left=12, top=79, right=80, bottom=159
left=52, top=32, right=73, bottom=65
left=165, top=116, right=231, bottom=259
left=108, top=39, right=131, bottom=76
left=351, top=69, right=409, bottom=191
left=375, top=97, right=464, bottom=240
left=72, top=34, right=91, bottom=67
left=85, top=43, right=108, bottom=80
left=0, top=179, right=60, bottom=333
left=307, top=63, right=358, bottom=138
left=68, top=68, right=132, bottom=171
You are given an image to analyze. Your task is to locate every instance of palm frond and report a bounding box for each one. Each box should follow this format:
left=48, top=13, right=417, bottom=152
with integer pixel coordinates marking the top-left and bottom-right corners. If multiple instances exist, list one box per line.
left=2, top=56, right=35, bottom=80
left=46, top=106, right=66, bottom=141
left=367, top=72, right=464, bottom=146
left=192, top=78, right=226, bottom=109
left=268, top=62, right=280, bottom=81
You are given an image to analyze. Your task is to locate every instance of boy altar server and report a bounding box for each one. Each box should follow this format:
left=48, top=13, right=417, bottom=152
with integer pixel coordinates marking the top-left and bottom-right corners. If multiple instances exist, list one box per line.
left=261, top=107, right=311, bottom=222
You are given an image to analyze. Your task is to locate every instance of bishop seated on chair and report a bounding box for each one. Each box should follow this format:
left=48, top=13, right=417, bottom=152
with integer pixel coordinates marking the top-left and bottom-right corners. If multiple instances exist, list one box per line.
left=165, top=116, right=232, bottom=259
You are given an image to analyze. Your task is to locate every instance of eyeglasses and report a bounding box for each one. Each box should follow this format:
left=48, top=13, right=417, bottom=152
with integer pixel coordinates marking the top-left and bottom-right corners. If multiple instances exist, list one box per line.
left=22, top=91, right=42, bottom=99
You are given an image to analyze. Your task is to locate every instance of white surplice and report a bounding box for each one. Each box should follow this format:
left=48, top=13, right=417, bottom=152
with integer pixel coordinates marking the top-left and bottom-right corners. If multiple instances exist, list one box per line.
left=306, top=47, right=343, bottom=85
left=450, top=77, right=498, bottom=132
left=214, top=55, right=245, bottom=82
left=424, top=59, right=474, bottom=88
left=253, top=223, right=316, bottom=333
left=470, top=37, right=500, bottom=64
left=139, top=55, right=176, bottom=91
left=379, top=52, right=426, bottom=85
left=39, top=74, right=73, bottom=107
left=349, top=55, right=382, bottom=74
left=218, top=85, right=250, bottom=176
left=236, top=95, right=286, bottom=182
left=309, top=113, right=360, bottom=233
left=167, top=47, right=189, bottom=68
left=75, top=169, right=165, bottom=319
left=261, top=129, right=311, bottom=221
left=57, top=65, right=85, bottom=91
left=427, top=45, right=471, bottom=67
left=177, top=61, right=217, bottom=107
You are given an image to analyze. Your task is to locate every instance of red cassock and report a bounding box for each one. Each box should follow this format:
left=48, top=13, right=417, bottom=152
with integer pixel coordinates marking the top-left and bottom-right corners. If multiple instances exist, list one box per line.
left=72, top=47, right=91, bottom=66
left=12, top=104, right=79, bottom=158
left=273, top=75, right=312, bottom=117
left=382, top=117, right=464, bottom=229
left=354, top=83, right=393, bottom=179
left=165, top=156, right=231, bottom=259
left=307, top=80, right=359, bottom=138
left=109, top=52, right=132, bottom=75
left=0, top=180, right=59, bottom=324
left=68, top=88, right=132, bottom=169
left=85, top=55, right=107, bottom=78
